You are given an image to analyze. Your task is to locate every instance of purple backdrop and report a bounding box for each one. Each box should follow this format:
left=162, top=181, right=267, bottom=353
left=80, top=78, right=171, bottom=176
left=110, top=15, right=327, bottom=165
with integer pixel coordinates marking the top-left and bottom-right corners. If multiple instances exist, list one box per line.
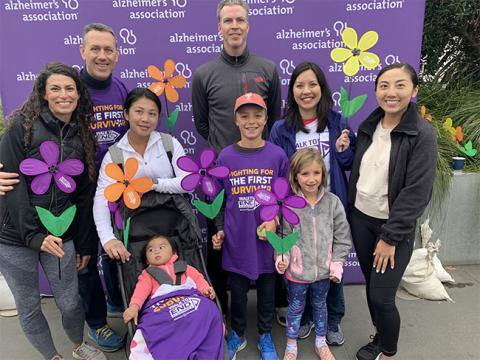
left=0, top=0, right=425, bottom=291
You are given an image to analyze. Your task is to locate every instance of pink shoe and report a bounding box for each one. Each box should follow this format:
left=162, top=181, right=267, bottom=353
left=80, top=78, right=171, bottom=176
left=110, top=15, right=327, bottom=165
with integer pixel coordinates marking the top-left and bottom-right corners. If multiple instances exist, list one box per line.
left=315, top=344, right=336, bottom=360
left=283, top=351, right=297, bottom=360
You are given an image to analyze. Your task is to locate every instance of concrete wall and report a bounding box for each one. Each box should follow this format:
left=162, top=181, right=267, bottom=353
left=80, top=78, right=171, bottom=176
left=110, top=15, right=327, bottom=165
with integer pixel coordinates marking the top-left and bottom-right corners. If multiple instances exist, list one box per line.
left=418, top=173, right=480, bottom=265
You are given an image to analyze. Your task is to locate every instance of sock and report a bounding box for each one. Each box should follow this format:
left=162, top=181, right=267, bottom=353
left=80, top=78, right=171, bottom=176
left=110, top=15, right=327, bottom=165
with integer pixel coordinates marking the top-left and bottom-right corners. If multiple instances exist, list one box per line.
left=286, top=340, right=297, bottom=354
left=315, top=335, right=327, bottom=348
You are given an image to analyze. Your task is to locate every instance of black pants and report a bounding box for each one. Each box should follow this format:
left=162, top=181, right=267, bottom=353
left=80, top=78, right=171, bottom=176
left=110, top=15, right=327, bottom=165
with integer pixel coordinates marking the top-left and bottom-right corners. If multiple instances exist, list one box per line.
left=229, top=272, right=276, bottom=337
left=206, top=218, right=229, bottom=314
left=350, top=208, right=414, bottom=357
left=77, top=248, right=108, bottom=329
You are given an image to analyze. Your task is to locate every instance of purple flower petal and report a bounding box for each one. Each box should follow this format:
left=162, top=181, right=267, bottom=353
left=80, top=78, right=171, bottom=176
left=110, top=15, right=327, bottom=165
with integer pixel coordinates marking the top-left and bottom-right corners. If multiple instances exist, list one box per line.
left=284, top=195, right=307, bottom=209
left=281, top=206, right=301, bottom=226
left=31, top=172, right=53, bottom=195
left=57, top=159, right=84, bottom=176
left=19, top=158, right=48, bottom=176
left=108, top=201, right=118, bottom=212
left=201, top=176, right=218, bottom=197
left=114, top=210, right=123, bottom=230
left=181, top=173, right=201, bottom=192
left=260, top=205, right=279, bottom=222
left=199, top=148, right=216, bottom=169
left=272, top=178, right=289, bottom=200
left=177, top=156, right=199, bottom=173
left=54, top=172, right=76, bottom=193
left=254, top=189, right=277, bottom=206
left=208, top=165, right=229, bottom=179
left=40, top=141, right=59, bottom=167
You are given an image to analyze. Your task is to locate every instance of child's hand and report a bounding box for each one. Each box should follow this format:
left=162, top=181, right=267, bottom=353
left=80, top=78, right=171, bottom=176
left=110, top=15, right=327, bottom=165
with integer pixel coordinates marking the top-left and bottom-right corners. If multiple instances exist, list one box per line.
left=123, top=304, right=139, bottom=325
left=41, top=235, right=64, bottom=258
left=212, top=231, right=224, bottom=250
left=257, top=220, right=276, bottom=240
left=335, top=129, right=350, bottom=152
left=202, top=286, right=216, bottom=299
left=329, top=275, right=340, bottom=283
left=275, top=256, right=289, bottom=274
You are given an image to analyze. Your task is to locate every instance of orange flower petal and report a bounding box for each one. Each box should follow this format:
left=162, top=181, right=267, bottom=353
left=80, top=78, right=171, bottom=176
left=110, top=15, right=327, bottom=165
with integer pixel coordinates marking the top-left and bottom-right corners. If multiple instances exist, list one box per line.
left=456, top=127, right=463, bottom=142
left=147, top=65, right=164, bottom=81
left=124, top=157, right=139, bottom=180
left=130, top=177, right=153, bottom=193
left=105, top=182, right=126, bottom=202
left=165, top=85, right=179, bottom=103
left=105, top=162, right=125, bottom=181
left=123, top=185, right=141, bottom=209
left=421, top=105, right=426, bottom=117
left=164, top=59, right=175, bottom=78
left=169, top=74, right=187, bottom=89
left=148, top=82, right=165, bottom=97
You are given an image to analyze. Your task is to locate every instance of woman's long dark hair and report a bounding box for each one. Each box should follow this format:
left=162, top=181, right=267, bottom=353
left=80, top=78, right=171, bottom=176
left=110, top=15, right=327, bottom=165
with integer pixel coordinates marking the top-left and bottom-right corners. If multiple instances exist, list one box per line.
left=8, top=62, right=97, bottom=181
left=285, top=61, right=333, bottom=134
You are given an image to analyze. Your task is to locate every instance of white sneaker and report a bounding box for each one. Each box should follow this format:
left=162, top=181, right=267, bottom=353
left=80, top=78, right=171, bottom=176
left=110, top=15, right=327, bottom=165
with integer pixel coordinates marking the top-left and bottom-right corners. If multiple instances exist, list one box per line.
left=72, top=342, right=107, bottom=360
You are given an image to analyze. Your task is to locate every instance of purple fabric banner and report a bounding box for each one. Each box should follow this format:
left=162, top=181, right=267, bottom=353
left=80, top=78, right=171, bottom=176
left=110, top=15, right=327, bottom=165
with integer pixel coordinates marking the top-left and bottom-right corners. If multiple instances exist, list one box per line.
left=0, top=0, right=426, bottom=287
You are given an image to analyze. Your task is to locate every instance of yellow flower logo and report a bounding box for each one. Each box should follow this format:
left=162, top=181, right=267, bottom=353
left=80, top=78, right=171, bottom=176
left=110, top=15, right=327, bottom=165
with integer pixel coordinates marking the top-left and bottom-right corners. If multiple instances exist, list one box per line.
left=330, top=27, right=380, bottom=76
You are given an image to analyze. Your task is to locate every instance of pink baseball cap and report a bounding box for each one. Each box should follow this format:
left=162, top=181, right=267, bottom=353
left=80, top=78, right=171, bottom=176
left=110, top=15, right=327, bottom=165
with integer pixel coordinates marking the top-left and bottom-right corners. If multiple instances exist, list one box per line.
left=234, top=92, right=267, bottom=113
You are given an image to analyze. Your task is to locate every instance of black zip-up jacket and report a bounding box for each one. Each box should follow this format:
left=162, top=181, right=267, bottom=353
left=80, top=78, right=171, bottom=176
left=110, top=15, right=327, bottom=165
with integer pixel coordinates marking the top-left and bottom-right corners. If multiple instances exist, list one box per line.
left=0, top=108, right=96, bottom=255
left=348, top=103, right=437, bottom=246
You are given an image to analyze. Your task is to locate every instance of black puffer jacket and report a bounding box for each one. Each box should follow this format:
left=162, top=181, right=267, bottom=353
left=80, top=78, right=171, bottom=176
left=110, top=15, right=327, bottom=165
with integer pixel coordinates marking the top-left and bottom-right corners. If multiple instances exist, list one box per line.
left=0, top=108, right=96, bottom=255
left=348, top=103, right=437, bottom=246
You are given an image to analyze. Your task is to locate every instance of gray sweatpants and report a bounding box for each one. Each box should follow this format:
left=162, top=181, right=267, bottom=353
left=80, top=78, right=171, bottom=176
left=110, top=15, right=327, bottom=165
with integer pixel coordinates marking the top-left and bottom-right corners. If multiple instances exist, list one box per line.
left=0, top=240, right=85, bottom=359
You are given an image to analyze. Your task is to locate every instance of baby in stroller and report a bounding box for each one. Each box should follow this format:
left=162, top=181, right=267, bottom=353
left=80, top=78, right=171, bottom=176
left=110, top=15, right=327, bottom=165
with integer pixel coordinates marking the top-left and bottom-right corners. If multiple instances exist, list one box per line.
left=124, top=234, right=224, bottom=360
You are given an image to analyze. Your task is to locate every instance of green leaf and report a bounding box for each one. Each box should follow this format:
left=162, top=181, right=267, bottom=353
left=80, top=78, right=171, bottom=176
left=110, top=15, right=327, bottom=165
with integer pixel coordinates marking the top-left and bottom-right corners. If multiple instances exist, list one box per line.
left=458, top=140, right=477, bottom=157
left=265, top=231, right=299, bottom=254
left=339, top=86, right=367, bottom=118
left=193, top=190, right=225, bottom=219
left=167, top=108, right=180, bottom=134
left=123, top=217, right=131, bottom=247
left=35, top=205, right=77, bottom=237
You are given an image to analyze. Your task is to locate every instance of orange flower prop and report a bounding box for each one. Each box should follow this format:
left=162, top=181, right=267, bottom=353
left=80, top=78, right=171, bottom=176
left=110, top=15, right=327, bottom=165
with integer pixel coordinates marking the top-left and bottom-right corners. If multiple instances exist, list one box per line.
left=148, top=59, right=187, bottom=103
left=104, top=158, right=153, bottom=209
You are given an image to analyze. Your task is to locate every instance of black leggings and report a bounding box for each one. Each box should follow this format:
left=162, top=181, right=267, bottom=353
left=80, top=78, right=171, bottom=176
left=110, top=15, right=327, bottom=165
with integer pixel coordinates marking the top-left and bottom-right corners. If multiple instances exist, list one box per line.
left=350, top=208, right=414, bottom=357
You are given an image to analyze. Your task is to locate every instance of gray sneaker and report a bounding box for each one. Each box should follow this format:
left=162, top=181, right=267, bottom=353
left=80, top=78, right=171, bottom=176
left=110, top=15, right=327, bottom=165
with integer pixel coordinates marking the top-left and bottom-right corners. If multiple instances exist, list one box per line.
left=72, top=342, right=107, bottom=360
left=298, top=321, right=314, bottom=340
left=326, top=324, right=345, bottom=346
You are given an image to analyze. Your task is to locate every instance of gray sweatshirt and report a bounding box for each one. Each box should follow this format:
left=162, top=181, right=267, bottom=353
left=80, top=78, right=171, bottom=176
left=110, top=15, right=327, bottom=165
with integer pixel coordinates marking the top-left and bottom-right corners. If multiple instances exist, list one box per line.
left=278, top=190, right=352, bottom=282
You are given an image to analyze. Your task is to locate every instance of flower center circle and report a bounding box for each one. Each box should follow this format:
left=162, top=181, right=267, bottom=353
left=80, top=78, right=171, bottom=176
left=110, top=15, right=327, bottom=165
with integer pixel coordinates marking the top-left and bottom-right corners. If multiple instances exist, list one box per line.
left=352, top=48, right=361, bottom=56
left=199, top=169, right=207, bottom=176
left=123, top=180, right=130, bottom=186
left=48, top=165, right=57, bottom=174
left=277, top=199, right=283, bottom=206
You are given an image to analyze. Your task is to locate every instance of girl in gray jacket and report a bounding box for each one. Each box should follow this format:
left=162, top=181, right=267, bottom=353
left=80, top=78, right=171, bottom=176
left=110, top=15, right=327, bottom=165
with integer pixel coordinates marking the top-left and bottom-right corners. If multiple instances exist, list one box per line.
left=276, top=147, right=351, bottom=360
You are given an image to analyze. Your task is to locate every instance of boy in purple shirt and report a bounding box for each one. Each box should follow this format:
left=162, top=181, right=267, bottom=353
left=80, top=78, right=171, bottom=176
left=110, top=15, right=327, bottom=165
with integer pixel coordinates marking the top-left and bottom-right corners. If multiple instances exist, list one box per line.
left=212, top=93, right=288, bottom=360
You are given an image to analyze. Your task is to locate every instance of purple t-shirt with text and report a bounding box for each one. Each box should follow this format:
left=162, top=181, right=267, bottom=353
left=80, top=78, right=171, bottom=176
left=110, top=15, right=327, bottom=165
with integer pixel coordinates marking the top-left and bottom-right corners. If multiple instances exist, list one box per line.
left=217, top=142, right=288, bottom=280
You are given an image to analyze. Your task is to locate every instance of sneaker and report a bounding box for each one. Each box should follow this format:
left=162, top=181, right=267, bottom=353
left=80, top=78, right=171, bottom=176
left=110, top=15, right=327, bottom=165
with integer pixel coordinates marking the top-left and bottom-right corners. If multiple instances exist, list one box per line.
left=326, top=324, right=345, bottom=346
left=298, top=321, right=315, bottom=340
left=276, top=307, right=287, bottom=327
left=87, top=324, right=123, bottom=352
left=356, top=334, right=381, bottom=360
left=314, top=344, right=336, bottom=360
left=106, top=302, right=124, bottom=318
left=226, top=330, right=247, bottom=360
left=72, top=342, right=107, bottom=360
left=257, top=332, right=279, bottom=360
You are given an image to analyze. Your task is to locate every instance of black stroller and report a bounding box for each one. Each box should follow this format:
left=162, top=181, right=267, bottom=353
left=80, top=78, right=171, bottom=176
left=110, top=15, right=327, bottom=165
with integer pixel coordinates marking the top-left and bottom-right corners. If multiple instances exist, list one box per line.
left=112, top=191, right=223, bottom=358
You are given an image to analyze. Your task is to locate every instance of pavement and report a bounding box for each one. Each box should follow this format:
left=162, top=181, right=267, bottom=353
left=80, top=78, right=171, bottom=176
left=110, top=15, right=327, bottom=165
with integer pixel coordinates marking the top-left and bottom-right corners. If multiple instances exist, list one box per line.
left=1, top=265, right=479, bottom=360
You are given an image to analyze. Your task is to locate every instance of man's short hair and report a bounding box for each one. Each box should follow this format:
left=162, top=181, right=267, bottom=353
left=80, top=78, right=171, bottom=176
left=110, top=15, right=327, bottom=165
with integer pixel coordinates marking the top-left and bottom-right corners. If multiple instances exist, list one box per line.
left=82, top=23, right=117, bottom=47
left=217, top=0, right=249, bottom=21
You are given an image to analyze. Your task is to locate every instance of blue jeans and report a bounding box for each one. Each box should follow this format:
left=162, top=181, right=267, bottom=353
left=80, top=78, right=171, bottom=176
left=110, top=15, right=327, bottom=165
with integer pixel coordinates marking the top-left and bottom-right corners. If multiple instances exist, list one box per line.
left=228, top=272, right=276, bottom=336
left=286, top=279, right=330, bottom=339
left=300, top=280, right=345, bottom=329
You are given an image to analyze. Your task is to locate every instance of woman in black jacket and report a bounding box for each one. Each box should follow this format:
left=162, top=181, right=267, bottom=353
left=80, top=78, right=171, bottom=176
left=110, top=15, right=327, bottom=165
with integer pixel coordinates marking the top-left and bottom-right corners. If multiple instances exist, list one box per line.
left=0, top=63, right=105, bottom=360
left=348, top=63, right=437, bottom=360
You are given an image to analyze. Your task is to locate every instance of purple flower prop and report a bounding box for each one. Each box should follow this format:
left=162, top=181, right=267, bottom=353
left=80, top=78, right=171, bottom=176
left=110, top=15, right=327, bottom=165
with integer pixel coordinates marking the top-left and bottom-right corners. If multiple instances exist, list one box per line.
left=108, top=201, right=123, bottom=230
left=254, top=178, right=307, bottom=225
left=20, top=141, right=84, bottom=195
left=177, top=148, right=229, bottom=197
